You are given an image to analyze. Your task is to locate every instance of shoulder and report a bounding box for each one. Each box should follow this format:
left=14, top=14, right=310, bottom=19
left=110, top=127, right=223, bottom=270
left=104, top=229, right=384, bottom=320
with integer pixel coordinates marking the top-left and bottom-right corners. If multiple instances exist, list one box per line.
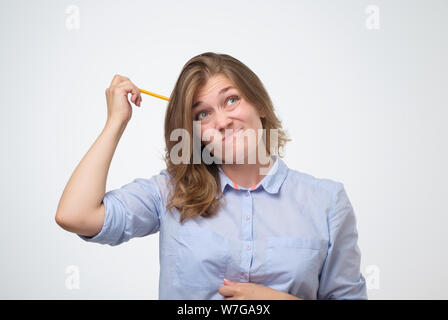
left=284, top=166, right=344, bottom=202
left=119, top=169, right=171, bottom=199
left=112, top=169, right=172, bottom=214
left=283, top=167, right=351, bottom=225
left=139, top=168, right=173, bottom=202
left=287, top=168, right=344, bottom=195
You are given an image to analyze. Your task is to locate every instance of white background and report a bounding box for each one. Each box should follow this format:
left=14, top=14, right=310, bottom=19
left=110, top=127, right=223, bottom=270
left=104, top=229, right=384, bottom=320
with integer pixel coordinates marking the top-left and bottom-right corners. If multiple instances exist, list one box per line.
left=0, top=0, right=447, bottom=299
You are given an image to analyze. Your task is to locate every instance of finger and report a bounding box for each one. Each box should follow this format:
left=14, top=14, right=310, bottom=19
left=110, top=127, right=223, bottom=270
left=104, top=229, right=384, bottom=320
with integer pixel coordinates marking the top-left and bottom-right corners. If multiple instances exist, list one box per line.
left=116, top=82, right=140, bottom=101
left=110, top=74, right=120, bottom=87
left=110, top=74, right=129, bottom=87
left=134, top=86, right=142, bottom=105
left=134, top=91, right=142, bottom=106
left=136, top=89, right=142, bottom=105
left=136, top=94, right=142, bottom=107
left=124, top=81, right=142, bottom=105
left=218, top=285, right=236, bottom=297
left=109, top=76, right=141, bottom=107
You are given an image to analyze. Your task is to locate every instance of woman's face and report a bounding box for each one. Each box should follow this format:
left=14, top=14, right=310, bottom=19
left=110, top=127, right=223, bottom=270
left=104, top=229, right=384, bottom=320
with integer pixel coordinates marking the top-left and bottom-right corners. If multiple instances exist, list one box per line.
left=192, top=74, right=265, bottom=164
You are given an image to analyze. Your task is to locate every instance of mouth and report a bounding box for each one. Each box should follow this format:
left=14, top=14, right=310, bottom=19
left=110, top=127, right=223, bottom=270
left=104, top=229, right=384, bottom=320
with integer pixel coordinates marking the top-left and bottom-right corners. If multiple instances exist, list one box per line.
left=222, top=128, right=243, bottom=142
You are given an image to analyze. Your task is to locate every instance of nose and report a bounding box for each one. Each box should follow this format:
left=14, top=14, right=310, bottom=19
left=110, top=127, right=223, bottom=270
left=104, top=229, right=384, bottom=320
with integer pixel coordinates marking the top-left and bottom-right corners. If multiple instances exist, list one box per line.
left=214, top=109, right=232, bottom=133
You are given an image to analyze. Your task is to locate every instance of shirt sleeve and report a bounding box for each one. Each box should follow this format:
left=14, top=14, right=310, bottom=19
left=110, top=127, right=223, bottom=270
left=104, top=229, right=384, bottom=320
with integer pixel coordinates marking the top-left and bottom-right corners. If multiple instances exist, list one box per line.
left=77, top=177, right=162, bottom=246
left=317, top=182, right=368, bottom=299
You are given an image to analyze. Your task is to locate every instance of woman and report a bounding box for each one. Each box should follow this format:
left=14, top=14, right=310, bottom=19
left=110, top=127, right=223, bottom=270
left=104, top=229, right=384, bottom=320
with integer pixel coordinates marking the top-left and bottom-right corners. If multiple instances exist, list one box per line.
left=55, top=52, right=367, bottom=300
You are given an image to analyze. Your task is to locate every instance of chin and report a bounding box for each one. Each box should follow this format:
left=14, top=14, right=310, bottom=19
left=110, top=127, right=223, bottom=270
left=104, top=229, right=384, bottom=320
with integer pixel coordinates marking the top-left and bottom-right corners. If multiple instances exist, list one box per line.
left=224, top=144, right=257, bottom=165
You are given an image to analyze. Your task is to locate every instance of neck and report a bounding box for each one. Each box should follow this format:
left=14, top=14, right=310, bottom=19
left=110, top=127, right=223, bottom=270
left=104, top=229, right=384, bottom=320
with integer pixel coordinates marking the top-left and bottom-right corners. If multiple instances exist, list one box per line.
left=220, top=155, right=275, bottom=189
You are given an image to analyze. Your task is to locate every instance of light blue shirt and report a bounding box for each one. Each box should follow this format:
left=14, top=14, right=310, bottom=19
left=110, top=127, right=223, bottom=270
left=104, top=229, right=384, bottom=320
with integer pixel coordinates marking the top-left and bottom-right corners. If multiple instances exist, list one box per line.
left=78, top=156, right=367, bottom=300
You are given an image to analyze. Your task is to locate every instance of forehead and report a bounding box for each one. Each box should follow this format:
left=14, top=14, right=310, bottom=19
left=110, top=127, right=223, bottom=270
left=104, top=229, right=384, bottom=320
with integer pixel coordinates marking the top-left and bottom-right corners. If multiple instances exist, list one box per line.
left=193, top=74, right=236, bottom=101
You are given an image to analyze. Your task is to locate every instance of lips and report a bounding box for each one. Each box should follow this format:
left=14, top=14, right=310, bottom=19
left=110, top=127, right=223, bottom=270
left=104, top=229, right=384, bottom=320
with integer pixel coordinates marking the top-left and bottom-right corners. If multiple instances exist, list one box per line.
left=222, top=128, right=243, bottom=142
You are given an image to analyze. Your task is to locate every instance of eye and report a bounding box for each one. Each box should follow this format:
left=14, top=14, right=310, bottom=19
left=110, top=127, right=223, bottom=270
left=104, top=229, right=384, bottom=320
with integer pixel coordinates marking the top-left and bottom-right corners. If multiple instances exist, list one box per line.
left=196, top=111, right=209, bottom=120
left=226, top=95, right=240, bottom=106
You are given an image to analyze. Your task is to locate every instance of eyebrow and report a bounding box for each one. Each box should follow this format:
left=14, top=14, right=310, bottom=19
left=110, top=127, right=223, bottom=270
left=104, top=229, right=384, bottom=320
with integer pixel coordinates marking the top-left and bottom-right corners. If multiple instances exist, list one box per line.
left=192, top=86, right=235, bottom=109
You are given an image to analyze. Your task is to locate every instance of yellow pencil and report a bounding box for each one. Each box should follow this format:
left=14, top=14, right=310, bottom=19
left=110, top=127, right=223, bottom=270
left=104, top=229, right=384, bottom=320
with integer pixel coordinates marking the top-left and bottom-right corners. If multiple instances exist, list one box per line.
left=139, top=88, right=170, bottom=101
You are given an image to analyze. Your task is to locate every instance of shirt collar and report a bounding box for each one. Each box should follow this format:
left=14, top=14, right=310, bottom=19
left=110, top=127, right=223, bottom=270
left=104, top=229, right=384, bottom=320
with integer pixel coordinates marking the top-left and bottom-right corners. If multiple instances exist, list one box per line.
left=218, top=155, right=289, bottom=194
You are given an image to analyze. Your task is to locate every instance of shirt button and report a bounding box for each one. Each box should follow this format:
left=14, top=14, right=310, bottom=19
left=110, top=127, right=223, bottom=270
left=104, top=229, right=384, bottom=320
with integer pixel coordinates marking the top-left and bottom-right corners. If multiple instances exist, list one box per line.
left=245, top=215, right=250, bottom=220
left=246, top=244, right=251, bottom=250
left=242, top=273, right=248, bottom=279
left=245, top=191, right=249, bottom=196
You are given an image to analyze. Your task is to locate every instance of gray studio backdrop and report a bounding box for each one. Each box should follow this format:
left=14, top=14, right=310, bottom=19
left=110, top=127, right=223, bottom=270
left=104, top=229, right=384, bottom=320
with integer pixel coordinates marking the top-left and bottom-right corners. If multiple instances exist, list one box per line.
left=0, top=0, right=447, bottom=299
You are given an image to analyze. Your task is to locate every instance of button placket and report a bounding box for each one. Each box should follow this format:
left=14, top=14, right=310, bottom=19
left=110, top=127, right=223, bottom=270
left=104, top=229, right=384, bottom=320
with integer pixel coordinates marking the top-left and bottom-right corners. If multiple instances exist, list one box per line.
left=240, top=189, right=253, bottom=282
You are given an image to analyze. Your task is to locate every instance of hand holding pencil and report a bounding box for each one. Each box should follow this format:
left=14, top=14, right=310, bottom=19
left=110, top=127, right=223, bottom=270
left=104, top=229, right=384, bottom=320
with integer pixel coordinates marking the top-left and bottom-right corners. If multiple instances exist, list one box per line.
left=105, top=74, right=169, bottom=126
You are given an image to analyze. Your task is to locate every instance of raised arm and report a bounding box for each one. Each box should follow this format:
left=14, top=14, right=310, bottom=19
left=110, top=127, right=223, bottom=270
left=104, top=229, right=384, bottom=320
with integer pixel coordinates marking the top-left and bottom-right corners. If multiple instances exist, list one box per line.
left=55, top=74, right=142, bottom=237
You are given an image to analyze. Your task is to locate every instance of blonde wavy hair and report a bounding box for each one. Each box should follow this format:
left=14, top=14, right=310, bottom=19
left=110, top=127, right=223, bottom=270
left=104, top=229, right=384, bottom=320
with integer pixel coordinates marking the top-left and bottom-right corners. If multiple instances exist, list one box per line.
left=164, top=52, right=290, bottom=223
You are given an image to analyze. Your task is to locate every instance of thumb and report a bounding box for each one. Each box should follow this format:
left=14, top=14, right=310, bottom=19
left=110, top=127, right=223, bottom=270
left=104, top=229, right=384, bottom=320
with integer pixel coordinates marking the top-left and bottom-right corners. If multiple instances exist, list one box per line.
left=223, top=278, right=234, bottom=285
